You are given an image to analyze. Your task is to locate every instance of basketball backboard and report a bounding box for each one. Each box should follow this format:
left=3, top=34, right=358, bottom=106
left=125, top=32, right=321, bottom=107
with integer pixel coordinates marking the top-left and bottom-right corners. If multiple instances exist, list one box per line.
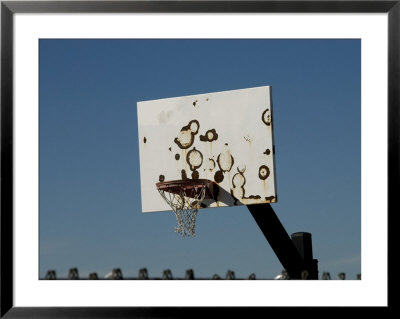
left=137, top=86, right=277, bottom=213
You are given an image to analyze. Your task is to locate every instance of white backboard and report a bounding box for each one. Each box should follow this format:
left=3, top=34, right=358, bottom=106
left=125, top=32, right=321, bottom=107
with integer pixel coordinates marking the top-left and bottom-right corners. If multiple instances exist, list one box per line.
left=137, top=86, right=277, bottom=213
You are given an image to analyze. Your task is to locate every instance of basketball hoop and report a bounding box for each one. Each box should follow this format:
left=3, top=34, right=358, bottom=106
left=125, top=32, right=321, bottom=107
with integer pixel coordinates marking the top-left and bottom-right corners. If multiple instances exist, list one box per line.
left=156, top=179, right=216, bottom=237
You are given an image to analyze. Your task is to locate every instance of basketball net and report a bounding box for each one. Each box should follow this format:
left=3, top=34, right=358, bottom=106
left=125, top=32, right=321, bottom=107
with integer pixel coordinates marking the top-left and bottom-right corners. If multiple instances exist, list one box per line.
left=157, top=184, right=206, bottom=237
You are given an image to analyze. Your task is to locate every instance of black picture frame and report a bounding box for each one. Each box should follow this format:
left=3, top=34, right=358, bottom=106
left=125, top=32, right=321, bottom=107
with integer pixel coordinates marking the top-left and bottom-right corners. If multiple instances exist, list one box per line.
left=1, top=0, right=395, bottom=317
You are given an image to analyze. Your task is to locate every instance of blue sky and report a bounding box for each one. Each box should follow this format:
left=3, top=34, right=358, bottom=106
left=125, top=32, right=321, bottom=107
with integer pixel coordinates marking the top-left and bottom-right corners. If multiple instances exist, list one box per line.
left=39, top=39, right=360, bottom=280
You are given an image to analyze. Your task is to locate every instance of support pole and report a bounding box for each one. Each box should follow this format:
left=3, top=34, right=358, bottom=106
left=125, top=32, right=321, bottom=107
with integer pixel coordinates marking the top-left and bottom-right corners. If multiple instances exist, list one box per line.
left=291, top=232, right=319, bottom=279
left=247, top=203, right=318, bottom=279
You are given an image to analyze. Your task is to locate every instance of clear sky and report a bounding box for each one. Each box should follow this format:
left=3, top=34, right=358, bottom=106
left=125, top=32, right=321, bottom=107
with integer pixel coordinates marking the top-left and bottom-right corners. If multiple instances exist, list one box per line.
left=39, top=39, right=360, bottom=280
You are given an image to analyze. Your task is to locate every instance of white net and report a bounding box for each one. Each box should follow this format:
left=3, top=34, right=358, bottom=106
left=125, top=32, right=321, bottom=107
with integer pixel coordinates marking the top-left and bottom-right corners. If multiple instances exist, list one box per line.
left=157, top=184, right=206, bottom=237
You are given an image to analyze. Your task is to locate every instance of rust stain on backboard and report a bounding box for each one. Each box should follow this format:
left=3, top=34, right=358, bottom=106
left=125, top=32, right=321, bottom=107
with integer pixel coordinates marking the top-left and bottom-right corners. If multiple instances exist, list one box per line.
left=207, top=158, right=216, bottom=172
left=213, top=147, right=234, bottom=184
left=217, top=149, right=234, bottom=173
left=200, top=129, right=218, bottom=142
left=258, top=165, right=270, bottom=180
left=265, top=196, right=276, bottom=202
left=262, top=109, right=271, bottom=126
left=263, top=149, right=271, bottom=155
left=231, top=167, right=246, bottom=205
left=174, top=120, right=200, bottom=149
left=181, top=169, right=188, bottom=180
left=243, top=135, right=253, bottom=143
left=186, top=147, right=203, bottom=180
left=214, top=170, right=224, bottom=183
